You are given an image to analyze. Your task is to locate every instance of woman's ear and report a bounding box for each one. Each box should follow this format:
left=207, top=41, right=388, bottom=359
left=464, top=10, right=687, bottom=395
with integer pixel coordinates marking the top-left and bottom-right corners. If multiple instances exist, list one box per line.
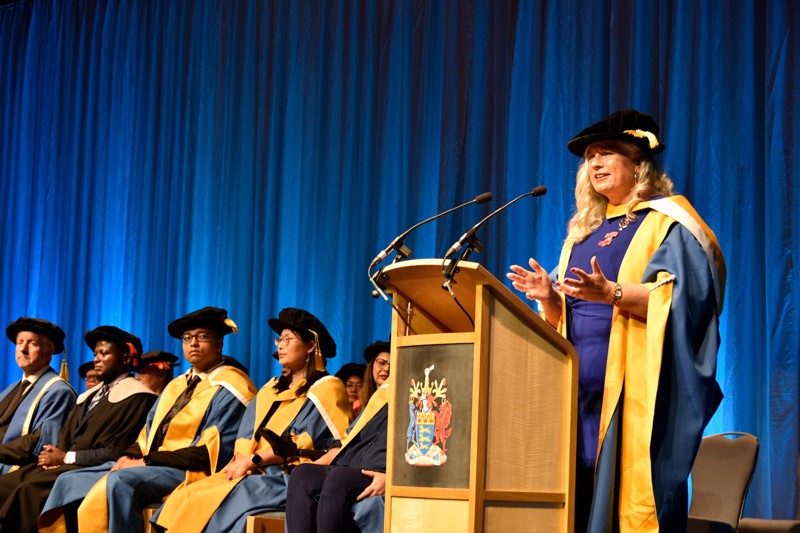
left=307, top=341, right=316, bottom=355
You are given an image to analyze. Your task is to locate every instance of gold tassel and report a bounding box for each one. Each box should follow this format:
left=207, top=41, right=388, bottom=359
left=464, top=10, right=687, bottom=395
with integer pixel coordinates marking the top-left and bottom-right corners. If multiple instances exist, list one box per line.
left=224, top=318, right=239, bottom=334
left=59, top=357, right=69, bottom=381
left=307, top=329, right=326, bottom=372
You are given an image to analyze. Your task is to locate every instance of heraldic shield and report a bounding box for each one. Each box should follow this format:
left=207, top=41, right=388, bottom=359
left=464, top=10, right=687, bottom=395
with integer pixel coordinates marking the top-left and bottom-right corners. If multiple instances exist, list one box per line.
left=405, top=364, right=452, bottom=466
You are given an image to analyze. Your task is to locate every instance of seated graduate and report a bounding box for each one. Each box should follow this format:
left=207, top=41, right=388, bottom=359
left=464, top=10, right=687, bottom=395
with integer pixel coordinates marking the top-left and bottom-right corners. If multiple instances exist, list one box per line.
left=151, top=307, right=352, bottom=533
left=0, top=325, right=156, bottom=533
left=0, top=318, right=76, bottom=475
left=335, top=362, right=366, bottom=416
left=135, top=350, right=179, bottom=395
left=78, top=361, right=101, bottom=391
left=286, top=339, right=391, bottom=533
left=40, top=307, right=257, bottom=533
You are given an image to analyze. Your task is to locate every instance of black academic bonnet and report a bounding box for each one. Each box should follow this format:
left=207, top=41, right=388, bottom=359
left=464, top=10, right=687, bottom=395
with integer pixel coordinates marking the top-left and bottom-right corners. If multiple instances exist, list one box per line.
left=363, top=340, right=390, bottom=363
left=268, top=307, right=337, bottom=359
left=78, top=361, right=95, bottom=379
left=140, top=350, right=179, bottom=366
left=167, top=307, right=238, bottom=339
left=84, top=325, right=143, bottom=369
left=6, top=317, right=66, bottom=354
left=335, top=362, right=367, bottom=382
left=567, top=109, right=665, bottom=157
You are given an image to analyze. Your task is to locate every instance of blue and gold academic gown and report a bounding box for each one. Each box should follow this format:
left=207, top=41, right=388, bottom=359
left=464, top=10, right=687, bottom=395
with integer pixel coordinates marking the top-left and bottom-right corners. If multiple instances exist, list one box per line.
left=0, top=367, right=76, bottom=474
left=153, top=374, right=352, bottom=533
left=555, top=196, right=725, bottom=532
left=40, top=364, right=255, bottom=533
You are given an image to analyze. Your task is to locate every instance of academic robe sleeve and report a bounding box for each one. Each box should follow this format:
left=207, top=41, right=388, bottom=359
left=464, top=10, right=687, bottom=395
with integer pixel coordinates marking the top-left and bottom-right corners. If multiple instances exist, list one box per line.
left=645, top=223, right=723, bottom=529
left=0, top=426, right=42, bottom=465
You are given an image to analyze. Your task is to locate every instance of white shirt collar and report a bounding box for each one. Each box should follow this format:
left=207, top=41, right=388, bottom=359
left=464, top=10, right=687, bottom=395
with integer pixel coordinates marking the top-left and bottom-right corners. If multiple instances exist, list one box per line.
left=22, top=365, right=51, bottom=384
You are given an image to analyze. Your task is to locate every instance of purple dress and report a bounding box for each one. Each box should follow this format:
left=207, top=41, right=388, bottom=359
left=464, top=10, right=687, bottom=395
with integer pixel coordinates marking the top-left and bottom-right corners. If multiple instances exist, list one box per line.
left=565, top=208, right=650, bottom=467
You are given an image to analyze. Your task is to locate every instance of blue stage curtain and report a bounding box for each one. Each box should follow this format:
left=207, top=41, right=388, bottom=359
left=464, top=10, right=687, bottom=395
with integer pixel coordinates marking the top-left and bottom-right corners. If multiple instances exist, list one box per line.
left=0, top=0, right=797, bottom=519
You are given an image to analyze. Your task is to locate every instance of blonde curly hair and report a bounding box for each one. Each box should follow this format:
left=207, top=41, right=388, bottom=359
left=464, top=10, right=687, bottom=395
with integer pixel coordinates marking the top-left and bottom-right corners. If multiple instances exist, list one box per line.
left=566, top=141, right=674, bottom=244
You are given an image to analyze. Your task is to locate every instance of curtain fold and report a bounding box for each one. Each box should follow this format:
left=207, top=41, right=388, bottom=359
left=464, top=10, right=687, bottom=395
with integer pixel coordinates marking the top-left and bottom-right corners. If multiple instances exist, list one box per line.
left=0, top=0, right=797, bottom=519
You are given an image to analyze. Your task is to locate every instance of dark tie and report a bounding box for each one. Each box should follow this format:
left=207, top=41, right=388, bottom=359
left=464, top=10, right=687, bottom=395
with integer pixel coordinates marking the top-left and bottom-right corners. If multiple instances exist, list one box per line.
left=0, top=379, right=32, bottom=423
left=150, top=374, right=202, bottom=451
left=86, top=384, right=110, bottom=412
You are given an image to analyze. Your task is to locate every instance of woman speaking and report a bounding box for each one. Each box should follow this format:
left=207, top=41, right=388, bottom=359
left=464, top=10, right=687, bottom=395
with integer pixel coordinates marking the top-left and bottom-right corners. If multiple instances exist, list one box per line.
left=507, top=110, right=725, bottom=532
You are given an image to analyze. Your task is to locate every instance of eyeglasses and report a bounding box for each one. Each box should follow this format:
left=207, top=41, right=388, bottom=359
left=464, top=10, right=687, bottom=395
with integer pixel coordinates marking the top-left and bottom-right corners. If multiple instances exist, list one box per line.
left=182, top=332, right=214, bottom=344
left=274, top=336, right=301, bottom=348
left=374, top=358, right=390, bottom=369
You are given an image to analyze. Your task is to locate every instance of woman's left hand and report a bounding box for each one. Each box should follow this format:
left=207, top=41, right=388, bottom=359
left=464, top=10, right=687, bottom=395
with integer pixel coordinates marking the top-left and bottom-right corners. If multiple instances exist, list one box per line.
left=222, top=452, right=258, bottom=481
left=559, top=256, right=614, bottom=303
left=356, top=470, right=386, bottom=501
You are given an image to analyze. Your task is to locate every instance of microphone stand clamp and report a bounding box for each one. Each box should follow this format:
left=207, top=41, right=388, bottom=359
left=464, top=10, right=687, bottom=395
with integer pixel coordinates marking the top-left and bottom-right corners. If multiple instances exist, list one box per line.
left=442, top=234, right=483, bottom=288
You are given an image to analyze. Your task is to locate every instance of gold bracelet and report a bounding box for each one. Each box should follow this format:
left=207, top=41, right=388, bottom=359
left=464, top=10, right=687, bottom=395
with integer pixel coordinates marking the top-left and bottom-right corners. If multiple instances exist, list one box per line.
left=611, top=283, right=623, bottom=306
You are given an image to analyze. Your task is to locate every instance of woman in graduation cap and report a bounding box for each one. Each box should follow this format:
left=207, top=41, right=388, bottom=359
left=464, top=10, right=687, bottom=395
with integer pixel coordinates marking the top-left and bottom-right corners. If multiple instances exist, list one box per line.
left=285, top=339, right=391, bottom=533
left=152, top=307, right=351, bottom=533
left=507, top=110, right=725, bottom=532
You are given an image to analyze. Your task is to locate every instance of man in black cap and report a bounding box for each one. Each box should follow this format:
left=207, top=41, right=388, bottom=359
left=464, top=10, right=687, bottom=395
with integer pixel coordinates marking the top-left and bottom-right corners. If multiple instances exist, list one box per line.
left=0, top=325, right=157, bottom=533
left=136, top=350, right=179, bottom=395
left=0, top=317, right=76, bottom=475
left=78, top=361, right=101, bottom=391
left=43, top=307, right=257, bottom=533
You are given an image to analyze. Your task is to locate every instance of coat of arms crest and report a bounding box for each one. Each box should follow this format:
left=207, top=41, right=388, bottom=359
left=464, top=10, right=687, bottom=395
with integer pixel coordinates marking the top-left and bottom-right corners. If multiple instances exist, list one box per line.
left=405, top=364, right=452, bottom=466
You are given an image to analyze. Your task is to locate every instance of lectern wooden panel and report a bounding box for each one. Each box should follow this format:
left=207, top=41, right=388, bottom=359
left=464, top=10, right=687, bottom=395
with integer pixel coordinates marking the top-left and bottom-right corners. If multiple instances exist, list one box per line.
left=380, top=259, right=577, bottom=533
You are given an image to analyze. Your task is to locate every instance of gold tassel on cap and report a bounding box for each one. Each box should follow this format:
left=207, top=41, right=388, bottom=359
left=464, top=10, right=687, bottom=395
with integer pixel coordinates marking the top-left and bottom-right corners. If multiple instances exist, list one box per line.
left=59, top=357, right=69, bottom=381
left=224, top=318, right=239, bottom=334
left=624, top=129, right=660, bottom=150
left=307, top=329, right=326, bottom=372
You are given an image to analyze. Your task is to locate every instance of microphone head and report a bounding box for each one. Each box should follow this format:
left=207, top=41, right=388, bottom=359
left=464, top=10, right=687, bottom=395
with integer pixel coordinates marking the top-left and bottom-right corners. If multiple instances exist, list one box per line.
left=473, top=191, right=493, bottom=204
left=530, top=185, right=547, bottom=197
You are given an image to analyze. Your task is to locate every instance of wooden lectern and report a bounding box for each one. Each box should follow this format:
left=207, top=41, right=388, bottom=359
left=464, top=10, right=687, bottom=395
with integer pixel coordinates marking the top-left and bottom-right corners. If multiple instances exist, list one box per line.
left=379, top=259, right=578, bottom=533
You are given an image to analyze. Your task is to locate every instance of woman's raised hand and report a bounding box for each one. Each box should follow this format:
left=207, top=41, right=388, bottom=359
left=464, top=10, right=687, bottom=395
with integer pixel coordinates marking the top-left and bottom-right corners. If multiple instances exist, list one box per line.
left=507, top=258, right=555, bottom=302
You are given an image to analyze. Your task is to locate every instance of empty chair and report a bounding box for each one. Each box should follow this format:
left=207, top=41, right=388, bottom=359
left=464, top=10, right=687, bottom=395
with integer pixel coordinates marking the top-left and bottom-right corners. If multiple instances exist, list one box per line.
left=688, top=432, right=759, bottom=533
left=737, top=453, right=800, bottom=533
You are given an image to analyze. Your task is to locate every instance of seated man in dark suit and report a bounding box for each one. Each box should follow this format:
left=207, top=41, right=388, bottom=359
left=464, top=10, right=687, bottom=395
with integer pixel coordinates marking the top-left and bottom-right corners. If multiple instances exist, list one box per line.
left=0, top=325, right=157, bottom=533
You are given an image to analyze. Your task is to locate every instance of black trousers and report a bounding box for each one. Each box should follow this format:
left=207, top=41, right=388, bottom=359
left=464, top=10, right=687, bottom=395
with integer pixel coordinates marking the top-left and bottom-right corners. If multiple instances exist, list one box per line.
left=286, top=463, right=372, bottom=533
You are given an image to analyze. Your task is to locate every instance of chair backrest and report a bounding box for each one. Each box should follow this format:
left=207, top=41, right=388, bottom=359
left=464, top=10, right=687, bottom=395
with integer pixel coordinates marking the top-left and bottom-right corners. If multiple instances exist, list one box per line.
left=689, top=432, right=759, bottom=529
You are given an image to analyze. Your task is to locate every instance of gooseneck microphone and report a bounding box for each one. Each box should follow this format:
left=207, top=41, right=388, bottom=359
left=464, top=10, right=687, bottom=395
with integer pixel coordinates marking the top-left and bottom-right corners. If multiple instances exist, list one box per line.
left=368, top=191, right=493, bottom=269
left=442, top=185, right=547, bottom=281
